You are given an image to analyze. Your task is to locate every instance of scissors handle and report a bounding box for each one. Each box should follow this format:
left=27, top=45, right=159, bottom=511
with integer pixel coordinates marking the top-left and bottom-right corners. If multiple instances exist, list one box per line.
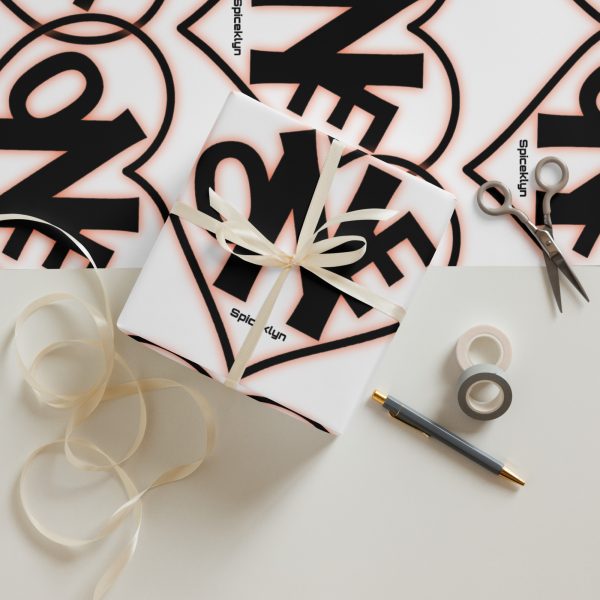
left=476, top=180, right=529, bottom=223
left=534, top=156, right=569, bottom=218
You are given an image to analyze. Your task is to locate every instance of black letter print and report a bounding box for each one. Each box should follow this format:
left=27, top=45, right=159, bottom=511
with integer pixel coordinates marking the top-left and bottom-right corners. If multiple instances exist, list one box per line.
left=195, top=129, right=323, bottom=300
left=538, top=67, right=600, bottom=149
left=74, top=0, right=95, bottom=10
left=288, top=165, right=436, bottom=339
left=250, top=0, right=423, bottom=151
left=0, top=52, right=146, bottom=267
left=535, top=174, right=600, bottom=257
left=536, top=67, right=600, bottom=256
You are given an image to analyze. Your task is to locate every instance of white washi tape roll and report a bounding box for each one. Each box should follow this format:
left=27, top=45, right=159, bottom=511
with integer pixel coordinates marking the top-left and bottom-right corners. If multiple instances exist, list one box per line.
left=455, top=325, right=512, bottom=371
left=457, top=364, right=512, bottom=420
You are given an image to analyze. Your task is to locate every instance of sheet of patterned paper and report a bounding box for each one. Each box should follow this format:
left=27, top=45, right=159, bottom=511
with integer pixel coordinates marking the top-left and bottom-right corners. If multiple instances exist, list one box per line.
left=0, top=1, right=597, bottom=267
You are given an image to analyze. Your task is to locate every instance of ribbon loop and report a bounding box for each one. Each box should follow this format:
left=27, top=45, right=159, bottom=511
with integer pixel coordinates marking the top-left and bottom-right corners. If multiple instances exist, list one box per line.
left=304, top=235, right=367, bottom=268
left=1, top=214, right=216, bottom=600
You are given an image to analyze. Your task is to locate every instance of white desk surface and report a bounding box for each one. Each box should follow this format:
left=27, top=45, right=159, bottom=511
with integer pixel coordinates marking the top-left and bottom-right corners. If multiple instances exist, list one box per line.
left=1, top=267, right=599, bottom=600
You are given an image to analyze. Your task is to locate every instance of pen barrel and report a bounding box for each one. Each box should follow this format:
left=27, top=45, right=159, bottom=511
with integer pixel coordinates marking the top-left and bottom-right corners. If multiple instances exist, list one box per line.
left=385, top=396, right=503, bottom=475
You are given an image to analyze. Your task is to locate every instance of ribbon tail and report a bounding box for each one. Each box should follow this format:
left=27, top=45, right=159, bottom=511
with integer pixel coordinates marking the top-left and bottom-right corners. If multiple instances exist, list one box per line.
left=225, top=268, right=291, bottom=387
left=296, top=140, right=344, bottom=250
left=307, top=266, right=407, bottom=323
left=5, top=213, right=216, bottom=600
left=0, top=214, right=114, bottom=323
left=93, top=526, right=140, bottom=600
left=170, top=202, right=224, bottom=235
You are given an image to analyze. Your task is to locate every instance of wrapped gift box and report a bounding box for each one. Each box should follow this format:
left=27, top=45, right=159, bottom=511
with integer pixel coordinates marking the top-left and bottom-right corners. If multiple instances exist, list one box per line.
left=118, top=93, right=455, bottom=433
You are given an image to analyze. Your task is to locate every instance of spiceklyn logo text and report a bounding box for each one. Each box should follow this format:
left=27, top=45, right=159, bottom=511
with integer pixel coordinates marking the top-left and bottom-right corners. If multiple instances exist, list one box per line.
left=232, top=0, right=243, bottom=56
left=518, top=139, right=529, bottom=197
left=230, top=308, right=287, bottom=342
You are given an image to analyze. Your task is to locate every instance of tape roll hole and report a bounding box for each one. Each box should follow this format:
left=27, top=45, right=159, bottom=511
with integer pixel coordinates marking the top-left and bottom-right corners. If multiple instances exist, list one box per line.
left=467, top=334, right=503, bottom=367
left=466, top=380, right=505, bottom=415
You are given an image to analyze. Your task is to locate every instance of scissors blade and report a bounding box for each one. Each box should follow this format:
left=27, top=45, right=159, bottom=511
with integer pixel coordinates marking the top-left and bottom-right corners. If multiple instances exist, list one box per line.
left=543, top=252, right=562, bottom=312
left=551, top=252, right=590, bottom=303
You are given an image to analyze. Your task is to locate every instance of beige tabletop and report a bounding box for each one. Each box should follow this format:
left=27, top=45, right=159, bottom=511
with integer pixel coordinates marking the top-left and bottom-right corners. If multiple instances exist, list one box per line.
left=0, top=266, right=598, bottom=600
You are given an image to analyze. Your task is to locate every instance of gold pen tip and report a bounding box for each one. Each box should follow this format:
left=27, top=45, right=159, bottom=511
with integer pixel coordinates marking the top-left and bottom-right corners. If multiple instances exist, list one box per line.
left=371, top=389, right=387, bottom=405
left=499, top=466, right=525, bottom=486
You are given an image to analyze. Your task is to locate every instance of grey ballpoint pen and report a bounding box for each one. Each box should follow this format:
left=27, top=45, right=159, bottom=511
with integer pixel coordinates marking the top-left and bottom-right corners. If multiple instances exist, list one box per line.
left=372, top=390, right=525, bottom=486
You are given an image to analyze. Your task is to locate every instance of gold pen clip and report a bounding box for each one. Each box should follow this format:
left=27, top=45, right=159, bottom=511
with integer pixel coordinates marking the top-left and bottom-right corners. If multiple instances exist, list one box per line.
left=388, top=412, right=430, bottom=439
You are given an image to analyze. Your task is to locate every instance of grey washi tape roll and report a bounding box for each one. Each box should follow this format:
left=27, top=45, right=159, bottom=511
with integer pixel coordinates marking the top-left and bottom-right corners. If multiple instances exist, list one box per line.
left=457, top=364, right=512, bottom=421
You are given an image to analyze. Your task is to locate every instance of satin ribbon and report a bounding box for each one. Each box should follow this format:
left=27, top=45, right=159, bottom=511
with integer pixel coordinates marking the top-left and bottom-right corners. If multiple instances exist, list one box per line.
left=0, top=214, right=216, bottom=599
left=171, top=140, right=406, bottom=387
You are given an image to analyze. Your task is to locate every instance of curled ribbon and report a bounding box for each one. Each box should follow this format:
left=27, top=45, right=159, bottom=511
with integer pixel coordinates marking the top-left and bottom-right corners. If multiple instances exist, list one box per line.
left=171, top=140, right=406, bottom=387
left=0, top=214, right=216, bottom=599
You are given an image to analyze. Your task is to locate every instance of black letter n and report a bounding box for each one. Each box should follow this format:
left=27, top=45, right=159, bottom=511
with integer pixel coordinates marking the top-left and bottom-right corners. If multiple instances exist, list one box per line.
left=250, top=0, right=423, bottom=151
left=0, top=52, right=146, bottom=267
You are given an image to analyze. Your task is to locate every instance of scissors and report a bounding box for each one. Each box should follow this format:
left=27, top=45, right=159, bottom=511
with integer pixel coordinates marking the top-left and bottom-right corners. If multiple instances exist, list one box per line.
left=476, top=156, right=589, bottom=312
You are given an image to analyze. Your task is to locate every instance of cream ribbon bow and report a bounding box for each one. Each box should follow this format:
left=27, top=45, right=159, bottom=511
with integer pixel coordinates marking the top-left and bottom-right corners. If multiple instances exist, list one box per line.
left=172, top=140, right=406, bottom=387
left=0, top=213, right=216, bottom=600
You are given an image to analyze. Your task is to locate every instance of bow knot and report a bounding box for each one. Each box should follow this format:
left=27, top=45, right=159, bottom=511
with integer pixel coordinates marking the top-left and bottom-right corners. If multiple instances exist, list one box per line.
left=210, top=187, right=373, bottom=273
left=172, top=140, right=406, bottom=387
